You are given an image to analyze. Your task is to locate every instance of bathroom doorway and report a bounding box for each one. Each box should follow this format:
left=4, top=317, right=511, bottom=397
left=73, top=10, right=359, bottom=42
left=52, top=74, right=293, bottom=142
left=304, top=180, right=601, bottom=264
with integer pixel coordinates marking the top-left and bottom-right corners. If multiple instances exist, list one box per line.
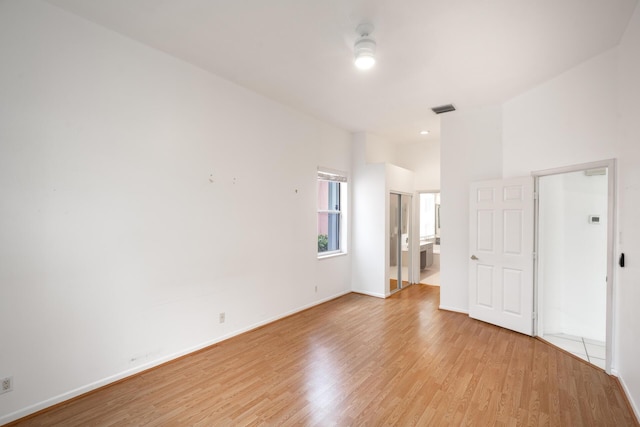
left=418, top=191, right=440, bottom=286
left=535, top=160, right=615, bottom=372
left=389, top=192, right=412, bottom=294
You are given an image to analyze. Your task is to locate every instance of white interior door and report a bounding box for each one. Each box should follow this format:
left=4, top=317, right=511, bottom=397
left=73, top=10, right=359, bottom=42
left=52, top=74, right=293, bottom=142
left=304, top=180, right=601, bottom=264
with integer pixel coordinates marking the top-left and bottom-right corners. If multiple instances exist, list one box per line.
left=469, top=177, right=534, bottom=335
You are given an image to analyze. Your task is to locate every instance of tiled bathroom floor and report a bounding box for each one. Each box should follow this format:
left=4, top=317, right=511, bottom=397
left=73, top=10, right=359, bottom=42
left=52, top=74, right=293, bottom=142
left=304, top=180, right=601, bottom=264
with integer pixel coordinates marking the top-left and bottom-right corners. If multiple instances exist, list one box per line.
left=420, top=268, right=440, bottom=286
left=389, top=266, right=440, bottom=286
left=542, top=333, right=606, bottom=369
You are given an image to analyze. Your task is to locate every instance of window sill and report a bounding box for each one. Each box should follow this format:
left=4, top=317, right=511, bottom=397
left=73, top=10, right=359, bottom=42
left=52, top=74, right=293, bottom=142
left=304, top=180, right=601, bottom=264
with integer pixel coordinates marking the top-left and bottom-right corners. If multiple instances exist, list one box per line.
left=317, top=251, right=348, bottom=260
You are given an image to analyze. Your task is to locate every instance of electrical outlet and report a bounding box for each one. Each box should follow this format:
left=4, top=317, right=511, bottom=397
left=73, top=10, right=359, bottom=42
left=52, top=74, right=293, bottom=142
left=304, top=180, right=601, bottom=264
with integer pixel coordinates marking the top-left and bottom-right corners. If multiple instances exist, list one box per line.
left=1, top=377, right=13, bottom=395
left=219, top=312, right=225, bottom=323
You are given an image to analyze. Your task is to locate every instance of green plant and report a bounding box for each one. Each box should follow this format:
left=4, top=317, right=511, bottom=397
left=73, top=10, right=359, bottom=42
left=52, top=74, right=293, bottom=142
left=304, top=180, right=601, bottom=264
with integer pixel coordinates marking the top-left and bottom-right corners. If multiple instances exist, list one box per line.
left=318, top=234, right=328, bottom=252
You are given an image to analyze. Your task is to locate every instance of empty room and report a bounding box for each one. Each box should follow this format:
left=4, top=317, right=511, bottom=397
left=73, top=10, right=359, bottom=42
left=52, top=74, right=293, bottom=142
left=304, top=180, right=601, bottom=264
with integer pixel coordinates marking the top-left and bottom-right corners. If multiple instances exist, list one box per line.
left=2, top=0, right=640, bottom=425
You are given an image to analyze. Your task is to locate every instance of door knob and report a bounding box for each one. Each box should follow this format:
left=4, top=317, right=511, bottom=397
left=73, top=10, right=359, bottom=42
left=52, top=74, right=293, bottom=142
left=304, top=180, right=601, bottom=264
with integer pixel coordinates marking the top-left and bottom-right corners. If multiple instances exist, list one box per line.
left=470, top=255, right=478, bottom=260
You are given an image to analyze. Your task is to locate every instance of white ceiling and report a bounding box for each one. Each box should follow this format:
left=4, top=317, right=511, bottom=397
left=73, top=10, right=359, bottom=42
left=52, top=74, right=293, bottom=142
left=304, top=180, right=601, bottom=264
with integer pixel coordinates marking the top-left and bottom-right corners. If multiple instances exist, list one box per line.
left=46, top=0, right=637, bottom=145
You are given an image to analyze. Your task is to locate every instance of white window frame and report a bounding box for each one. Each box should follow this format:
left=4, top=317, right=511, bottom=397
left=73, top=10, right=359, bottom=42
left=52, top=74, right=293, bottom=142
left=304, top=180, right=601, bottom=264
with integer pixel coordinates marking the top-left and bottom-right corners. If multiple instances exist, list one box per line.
left=317, top=168, right=348, bottom=258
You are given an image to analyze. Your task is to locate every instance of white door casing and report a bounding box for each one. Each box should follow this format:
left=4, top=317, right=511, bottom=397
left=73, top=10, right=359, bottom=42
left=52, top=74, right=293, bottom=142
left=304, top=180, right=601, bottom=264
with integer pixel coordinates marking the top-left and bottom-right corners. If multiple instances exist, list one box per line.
left=469, top=177, right=535, bottom=335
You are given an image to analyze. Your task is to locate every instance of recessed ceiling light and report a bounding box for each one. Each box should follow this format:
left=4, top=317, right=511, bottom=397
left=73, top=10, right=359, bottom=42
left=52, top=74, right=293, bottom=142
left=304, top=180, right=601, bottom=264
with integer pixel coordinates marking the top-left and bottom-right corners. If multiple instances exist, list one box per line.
left=420, top=130, right=430, bottom=135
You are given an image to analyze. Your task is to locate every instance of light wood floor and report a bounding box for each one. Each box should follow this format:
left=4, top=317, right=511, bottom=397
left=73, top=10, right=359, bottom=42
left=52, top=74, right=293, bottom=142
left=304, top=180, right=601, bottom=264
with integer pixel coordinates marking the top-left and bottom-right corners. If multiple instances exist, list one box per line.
left=10, top=285, right=638, bottom=426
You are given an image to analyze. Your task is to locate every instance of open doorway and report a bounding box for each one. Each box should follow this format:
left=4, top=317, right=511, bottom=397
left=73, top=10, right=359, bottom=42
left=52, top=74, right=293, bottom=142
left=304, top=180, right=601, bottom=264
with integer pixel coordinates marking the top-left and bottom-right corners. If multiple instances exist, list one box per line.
left=418, top=191, right=440, bottom=286
left=534, top=160, right=615, bottom=372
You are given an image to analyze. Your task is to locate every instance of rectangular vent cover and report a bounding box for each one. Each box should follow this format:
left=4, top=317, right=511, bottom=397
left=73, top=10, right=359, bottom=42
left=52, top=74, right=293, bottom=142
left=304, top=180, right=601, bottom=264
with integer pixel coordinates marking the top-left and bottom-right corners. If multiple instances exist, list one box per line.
left=585, top=168, right=606, bottom=176
left=432, top=104, right=456, bottom=114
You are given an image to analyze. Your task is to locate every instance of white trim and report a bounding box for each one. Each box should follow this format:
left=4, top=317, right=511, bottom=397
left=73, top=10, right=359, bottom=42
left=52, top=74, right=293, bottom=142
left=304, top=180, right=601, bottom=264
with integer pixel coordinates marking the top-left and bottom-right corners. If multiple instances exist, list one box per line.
left=532, top=158, right=616, bottom=375
left=352, top=289, right=386, bottom=299
left=317, top=251, right=348, bottom=260
left=389, top=189, right=414, bottom=197
left=531, top=159, right=616, bottom=178
left=612, top=370, right=640, bottom=422
left=317, top=166, right=348, bottom=182
left=533, top=177, right=541, bottom=337
left=0, top=290, right=351, bottom=426
left=317, top=172, right=348, bottom=256
left=439, top=305, right=469, bottom=314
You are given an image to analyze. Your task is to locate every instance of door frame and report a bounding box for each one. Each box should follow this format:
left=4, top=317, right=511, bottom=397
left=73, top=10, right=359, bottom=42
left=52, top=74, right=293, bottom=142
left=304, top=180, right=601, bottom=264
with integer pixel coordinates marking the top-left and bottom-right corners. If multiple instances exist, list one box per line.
left=532, top=159, right=616, bottom=374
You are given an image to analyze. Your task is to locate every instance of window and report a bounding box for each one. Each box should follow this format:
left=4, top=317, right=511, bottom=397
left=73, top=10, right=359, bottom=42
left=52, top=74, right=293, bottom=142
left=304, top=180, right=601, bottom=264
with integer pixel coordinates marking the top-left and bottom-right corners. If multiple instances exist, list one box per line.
left=317, top=169, right=347, bottom=256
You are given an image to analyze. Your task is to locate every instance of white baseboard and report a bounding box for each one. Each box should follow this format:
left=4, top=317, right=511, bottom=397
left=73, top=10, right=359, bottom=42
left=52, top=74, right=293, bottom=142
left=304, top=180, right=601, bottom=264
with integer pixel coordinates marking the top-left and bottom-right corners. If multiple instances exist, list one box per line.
left=439, top=304, right=469, bottom=314
left=351, top=289, right=386, bottom=299
left=0, top=290, right=351, bottom=426
left=611, top=370, right=640, bottom=422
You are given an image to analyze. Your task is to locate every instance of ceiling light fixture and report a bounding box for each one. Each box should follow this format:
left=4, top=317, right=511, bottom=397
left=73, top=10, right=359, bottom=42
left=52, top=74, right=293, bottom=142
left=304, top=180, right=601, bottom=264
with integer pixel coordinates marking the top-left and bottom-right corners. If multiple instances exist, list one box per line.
left=354, top=23, right=376, bottom=70
left=420, top=130, right=430, bottom=135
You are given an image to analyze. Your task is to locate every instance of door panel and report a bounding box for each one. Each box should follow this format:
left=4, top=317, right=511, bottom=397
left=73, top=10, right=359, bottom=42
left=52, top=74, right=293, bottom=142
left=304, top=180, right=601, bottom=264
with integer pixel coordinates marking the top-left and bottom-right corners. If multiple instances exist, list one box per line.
left=477, top=187, right=495, bottom=202
left=469, top=177, right=534, bottom=336
left=477, top=211, right=494, bottom=251
left=504, top=184, right=523, bottom=201
left=476, top=265, right=494, bottom=307
left=503, top=268, right=523, bottom=315
left=503, top=210, right=522, bottom=254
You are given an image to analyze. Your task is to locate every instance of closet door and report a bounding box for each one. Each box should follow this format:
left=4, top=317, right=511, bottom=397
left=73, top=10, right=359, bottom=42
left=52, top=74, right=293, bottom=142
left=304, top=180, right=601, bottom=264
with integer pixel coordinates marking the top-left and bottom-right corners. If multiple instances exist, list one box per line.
left=389, top=193, right=412, bottom=294
left=389, top=193, right=400, bottom=293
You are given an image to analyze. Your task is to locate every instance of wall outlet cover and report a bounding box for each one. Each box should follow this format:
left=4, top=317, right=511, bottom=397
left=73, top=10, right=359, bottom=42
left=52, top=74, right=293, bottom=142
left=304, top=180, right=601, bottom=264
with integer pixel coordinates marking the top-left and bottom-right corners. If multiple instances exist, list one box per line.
left=1, top=377, right=13, bottom=394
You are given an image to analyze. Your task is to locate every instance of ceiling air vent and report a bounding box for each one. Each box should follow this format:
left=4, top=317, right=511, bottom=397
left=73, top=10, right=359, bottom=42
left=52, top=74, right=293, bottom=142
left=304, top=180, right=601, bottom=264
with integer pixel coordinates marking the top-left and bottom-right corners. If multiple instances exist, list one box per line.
left=431, top=104, right=456, bottom=114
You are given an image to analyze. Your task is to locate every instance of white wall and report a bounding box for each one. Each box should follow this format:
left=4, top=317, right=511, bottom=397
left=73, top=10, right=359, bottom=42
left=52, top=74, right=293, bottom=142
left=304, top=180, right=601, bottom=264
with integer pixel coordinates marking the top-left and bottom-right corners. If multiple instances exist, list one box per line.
left=441, top=48, right=618, bottom=313
left=539, top=172, right=608, bottom=341
left=440, top=3, right=640, bottom=414
left=0, top=1, right=352, bottom=422
left=501, top=27, right=637, bottom=409
left=350, top=133, right=416, bottom=297
left=351, top=134, right=386, bottom=297
left=364, top=133, right=399, bottom=165
left=502, top=49, right=619, bottom=178
left=616, top=2, right=640, bottom=419
left=439, top=106, right=503, bottom=312
left=395, top=141, right=441, bottom=191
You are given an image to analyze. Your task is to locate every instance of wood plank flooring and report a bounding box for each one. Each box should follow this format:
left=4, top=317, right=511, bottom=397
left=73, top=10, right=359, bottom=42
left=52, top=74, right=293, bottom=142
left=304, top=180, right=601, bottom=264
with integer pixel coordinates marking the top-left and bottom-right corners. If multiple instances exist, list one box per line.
left=10, top=285, right=638, bottom=426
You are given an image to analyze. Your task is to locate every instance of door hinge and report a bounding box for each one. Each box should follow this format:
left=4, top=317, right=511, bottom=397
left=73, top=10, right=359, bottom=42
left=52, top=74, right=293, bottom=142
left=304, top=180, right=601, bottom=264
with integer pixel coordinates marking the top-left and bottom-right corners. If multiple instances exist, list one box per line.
left=532, top=312, right=537, bottom=321
left=533, top=192, right=538, bottom=200
left=533, top=252, right=537, bottom=260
